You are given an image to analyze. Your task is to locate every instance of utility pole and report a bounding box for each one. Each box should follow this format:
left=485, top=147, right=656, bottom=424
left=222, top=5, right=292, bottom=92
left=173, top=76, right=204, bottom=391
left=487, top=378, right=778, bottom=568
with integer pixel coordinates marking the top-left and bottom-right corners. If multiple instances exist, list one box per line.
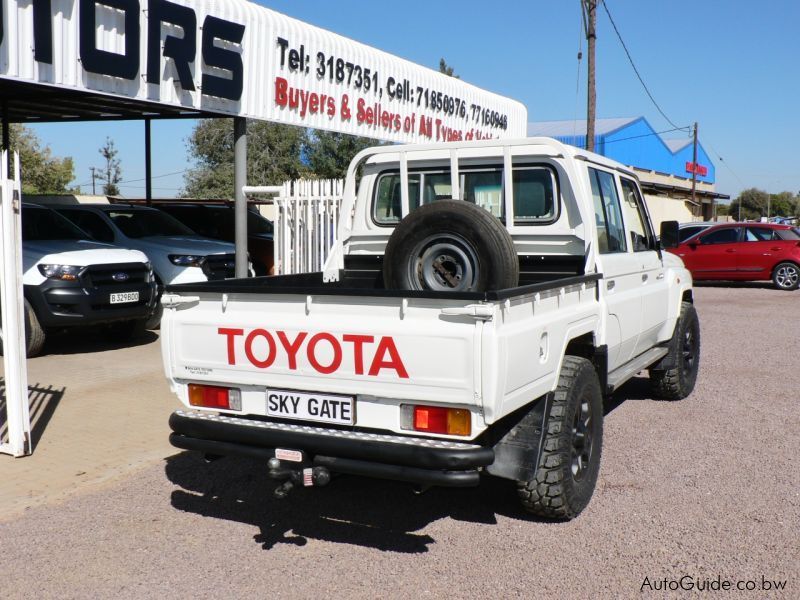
left=691, top=122, right=698, bottom=217
left=584, top=0, right=597, bottom=152
left=90, top=167, right=98, bottom=195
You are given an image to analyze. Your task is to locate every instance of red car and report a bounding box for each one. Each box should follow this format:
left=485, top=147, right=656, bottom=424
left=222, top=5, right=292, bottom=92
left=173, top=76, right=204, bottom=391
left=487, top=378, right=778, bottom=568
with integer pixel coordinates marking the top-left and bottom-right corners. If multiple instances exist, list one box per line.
left=667, top=223, right=800, bottom=290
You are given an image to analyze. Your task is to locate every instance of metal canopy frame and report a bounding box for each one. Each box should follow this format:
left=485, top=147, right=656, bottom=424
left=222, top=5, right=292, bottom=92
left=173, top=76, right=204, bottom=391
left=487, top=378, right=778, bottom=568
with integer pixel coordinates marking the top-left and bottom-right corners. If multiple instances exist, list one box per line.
left=0, top=78, right=250, bottom=458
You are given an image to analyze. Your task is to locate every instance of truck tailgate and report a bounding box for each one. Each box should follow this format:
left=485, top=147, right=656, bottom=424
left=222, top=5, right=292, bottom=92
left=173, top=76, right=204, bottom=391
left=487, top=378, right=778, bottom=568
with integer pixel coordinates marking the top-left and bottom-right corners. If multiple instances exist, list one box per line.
left=162, top=292, right=482, bottom=408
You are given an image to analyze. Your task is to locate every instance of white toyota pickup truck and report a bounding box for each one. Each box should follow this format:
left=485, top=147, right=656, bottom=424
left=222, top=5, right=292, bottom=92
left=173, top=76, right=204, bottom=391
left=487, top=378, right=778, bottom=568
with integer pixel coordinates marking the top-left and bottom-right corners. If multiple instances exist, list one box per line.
left=161, top=138, right=699, bottom=520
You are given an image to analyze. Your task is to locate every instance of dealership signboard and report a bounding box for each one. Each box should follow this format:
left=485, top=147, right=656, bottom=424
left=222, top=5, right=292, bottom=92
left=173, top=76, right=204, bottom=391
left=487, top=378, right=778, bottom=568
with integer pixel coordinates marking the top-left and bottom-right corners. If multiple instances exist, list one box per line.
left=0, top=0, right=527, bottom=142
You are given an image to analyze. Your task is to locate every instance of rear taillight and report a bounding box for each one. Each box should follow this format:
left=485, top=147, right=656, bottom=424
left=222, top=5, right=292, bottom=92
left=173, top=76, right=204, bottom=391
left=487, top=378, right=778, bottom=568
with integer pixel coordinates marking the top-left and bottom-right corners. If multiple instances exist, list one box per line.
left=188, top=384, right=242, bottom=411
left=401, top=404, right=471, bottom=436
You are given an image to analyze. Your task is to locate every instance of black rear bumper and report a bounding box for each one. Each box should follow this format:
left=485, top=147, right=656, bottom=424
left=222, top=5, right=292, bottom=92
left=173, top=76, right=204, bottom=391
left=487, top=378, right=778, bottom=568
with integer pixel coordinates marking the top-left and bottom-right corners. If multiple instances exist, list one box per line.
left=169, top=410, right=495, bottom=487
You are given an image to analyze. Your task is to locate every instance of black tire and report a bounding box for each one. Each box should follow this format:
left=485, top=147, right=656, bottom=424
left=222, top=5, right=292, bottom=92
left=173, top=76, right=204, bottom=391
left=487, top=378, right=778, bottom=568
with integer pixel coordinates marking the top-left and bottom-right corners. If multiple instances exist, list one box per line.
left=0, top=299, right=46, bottom=358
left=105, top=318, right=148, bottom=341
left=517, top=356, right=603, bottom=520
left=144, top=302, right=163, bottom=330
left=383, top=200, right=519, bottom=292
left=145, top=274, right=164, bottom=330
left=772, top=261, right=799, bottom=291
left=649, top=301, right=700, bottom=400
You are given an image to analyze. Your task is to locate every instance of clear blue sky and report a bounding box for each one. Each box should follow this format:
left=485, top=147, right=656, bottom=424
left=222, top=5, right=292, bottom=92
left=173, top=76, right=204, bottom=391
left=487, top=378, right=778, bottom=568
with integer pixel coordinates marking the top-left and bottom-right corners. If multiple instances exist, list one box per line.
left=29, top=0, right=800, bottom=202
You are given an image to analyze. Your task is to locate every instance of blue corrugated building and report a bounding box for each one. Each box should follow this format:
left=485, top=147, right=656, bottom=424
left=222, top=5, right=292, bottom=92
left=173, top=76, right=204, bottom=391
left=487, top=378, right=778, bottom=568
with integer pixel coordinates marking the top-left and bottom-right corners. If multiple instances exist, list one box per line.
left=527, top=117, right=727, bottom=223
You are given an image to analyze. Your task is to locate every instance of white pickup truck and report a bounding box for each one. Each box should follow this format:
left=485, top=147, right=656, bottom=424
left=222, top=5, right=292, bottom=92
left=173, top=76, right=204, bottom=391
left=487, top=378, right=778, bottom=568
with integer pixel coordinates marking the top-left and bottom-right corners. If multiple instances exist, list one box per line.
left=161, top=138, right=699, bottom=520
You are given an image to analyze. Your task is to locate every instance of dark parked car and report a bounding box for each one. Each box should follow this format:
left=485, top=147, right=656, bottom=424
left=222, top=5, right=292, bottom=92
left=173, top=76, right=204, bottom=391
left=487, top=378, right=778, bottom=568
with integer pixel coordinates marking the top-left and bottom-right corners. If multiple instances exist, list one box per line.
left=667, top=223, right=800, bottom=290
left=157, top=204, right=275, bottom=276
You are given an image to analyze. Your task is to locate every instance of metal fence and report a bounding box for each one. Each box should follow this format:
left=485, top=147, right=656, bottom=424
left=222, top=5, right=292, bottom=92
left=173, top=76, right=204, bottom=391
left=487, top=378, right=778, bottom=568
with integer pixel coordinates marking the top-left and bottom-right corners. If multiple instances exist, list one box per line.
left=245, top=179, right=344, bottom=275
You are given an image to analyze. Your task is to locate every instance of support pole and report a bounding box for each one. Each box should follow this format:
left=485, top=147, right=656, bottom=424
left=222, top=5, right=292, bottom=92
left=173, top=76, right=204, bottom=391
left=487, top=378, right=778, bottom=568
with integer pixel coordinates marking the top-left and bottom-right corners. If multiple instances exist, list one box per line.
left=584, top=0, right=597, bottom=152
left=144, top=118, right=152, bottom=205
left=233, top=117, right=248, bottom=278
left=691, top=122, right=698, bottom=217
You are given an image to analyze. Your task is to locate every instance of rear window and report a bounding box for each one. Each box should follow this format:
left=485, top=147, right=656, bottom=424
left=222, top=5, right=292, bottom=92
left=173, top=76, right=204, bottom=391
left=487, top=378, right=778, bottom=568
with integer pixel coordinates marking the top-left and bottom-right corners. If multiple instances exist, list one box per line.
left=776, top=228, right=800, bottom=241
left=373, top=166, right=556, bottom=225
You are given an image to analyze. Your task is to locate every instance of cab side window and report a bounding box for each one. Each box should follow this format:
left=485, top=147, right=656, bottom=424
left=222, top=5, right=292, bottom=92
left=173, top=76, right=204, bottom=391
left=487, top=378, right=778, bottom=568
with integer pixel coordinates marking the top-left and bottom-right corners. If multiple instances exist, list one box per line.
left=60, top=210, right=115, bottom=243
left=701, top=228, right=739, bottom=244
left=589, top=168, right=627, bottom=254
left=619, top=178, right=654, bottom=252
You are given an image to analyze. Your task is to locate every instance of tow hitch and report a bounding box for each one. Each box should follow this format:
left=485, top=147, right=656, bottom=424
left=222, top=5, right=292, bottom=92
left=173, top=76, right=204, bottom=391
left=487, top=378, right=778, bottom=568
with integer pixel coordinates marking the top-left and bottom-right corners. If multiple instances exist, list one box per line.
left=268, top=456, right=331, bottom=499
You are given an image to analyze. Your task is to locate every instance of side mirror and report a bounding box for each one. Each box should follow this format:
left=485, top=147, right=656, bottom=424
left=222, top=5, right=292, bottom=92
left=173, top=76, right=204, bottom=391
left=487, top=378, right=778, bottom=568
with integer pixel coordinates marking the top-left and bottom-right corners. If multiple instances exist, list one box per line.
left=659, top=220, right=679, bottom=249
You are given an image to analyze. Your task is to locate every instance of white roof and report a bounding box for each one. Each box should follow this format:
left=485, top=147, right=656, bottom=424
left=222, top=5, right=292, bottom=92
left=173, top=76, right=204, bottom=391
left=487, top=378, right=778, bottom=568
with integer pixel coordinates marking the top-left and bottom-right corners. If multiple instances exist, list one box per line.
left=663, top=138, right=692, bottom=152
left=526, top=117, right=639, bottom=137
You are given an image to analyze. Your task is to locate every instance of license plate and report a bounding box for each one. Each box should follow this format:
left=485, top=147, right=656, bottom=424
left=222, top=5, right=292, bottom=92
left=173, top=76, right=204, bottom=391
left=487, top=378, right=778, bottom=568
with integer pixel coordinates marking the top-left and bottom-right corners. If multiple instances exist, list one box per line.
left=267, top=389, right=354, bottom=425
left=110, top=291, right=139, bottom=304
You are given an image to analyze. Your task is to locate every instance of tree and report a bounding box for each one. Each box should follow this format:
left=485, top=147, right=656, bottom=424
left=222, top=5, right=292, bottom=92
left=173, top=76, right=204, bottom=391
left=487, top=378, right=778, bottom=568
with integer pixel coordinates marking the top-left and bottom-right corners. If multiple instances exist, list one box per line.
left=5, top=124, right=75, bottom=194
left=439, top=58, right=460, bottom=78
left=304, top=131, right=382, bottom=180
left=733, top=188, right=768, bottom=221
left=183, top=119, right=306, bottom=198
left=99, top=138, right=122, bottom=195
left=768, top=191, right=795, bottom=218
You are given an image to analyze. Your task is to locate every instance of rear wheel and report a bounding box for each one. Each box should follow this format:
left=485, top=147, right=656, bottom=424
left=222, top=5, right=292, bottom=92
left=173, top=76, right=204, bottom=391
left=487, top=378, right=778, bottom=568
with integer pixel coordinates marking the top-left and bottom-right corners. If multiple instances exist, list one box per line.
left=517, top=356, right=603, bottom=520
left=772, top=262, right=799, bottom=291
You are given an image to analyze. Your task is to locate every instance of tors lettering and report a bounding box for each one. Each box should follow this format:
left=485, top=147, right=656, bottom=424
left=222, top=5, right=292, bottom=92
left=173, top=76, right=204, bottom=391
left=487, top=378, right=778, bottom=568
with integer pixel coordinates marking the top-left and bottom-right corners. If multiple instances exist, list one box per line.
left=4, top=0, right=245, bottom=101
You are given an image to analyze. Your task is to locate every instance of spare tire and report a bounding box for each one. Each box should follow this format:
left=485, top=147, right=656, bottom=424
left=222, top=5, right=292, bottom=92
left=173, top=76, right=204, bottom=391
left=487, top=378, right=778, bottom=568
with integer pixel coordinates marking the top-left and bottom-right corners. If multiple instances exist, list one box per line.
left=383, top=200, right=519, bottom=292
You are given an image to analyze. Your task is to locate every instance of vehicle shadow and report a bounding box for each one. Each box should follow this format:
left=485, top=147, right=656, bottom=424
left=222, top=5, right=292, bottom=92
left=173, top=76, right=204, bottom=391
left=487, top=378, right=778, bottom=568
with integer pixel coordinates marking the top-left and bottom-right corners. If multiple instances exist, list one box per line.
left=40, top=328, right=158, bottom=356
left=604, top=375, right=654, bottom=415
left=0, top=380, right=66, bottom=450
left=694, top=281, right=776, bottom=290
left=165, top=451, right=547, bottom=554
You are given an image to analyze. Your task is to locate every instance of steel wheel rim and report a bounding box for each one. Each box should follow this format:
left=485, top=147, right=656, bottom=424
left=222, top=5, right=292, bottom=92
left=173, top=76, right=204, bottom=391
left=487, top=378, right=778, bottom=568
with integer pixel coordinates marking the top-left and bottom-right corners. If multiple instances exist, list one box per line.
left=775, top=265, right=799, bottom=288
left=408, top=233, right=479, bottom=292
left=571, top=395, right=593, bottom=481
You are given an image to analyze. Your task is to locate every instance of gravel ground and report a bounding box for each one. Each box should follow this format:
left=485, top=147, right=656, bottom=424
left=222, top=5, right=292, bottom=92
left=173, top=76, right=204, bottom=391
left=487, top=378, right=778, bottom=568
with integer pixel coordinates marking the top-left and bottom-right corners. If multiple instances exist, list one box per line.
left=1, top=285, right=798, bottom=599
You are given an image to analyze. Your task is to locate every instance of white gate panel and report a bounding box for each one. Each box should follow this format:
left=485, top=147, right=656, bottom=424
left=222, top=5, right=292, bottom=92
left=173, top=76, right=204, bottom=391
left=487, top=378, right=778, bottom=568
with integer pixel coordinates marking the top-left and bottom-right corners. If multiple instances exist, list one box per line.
left=0, top=151, right=32, bottom=457
left=246, top=179, right=343, bottom=276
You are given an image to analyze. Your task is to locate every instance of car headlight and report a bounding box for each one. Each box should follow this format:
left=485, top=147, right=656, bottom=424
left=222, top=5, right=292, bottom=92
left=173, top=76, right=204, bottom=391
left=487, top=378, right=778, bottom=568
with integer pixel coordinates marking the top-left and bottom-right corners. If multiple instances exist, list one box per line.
left=169, top=255, right=206, bottom=267
left=38, top=264, right=83, bottom=281
left=145, top=261, right=155, bottom=282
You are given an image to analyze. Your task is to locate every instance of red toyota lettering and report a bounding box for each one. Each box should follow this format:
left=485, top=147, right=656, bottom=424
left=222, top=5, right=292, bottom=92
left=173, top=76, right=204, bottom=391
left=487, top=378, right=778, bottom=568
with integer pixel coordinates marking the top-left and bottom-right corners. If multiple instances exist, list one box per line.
left=244, top=329, right=277, bottom=368
left=218, top=328, right=409, bottom=378
left=343, top=334, right=374, bottom=375
left=307, top=332, right=343, bottom=374
left=218, top=327, right=243, bottom=365
left=368, top=336, right=409, bottom=378
left=277, top=331, right=308, bottom=369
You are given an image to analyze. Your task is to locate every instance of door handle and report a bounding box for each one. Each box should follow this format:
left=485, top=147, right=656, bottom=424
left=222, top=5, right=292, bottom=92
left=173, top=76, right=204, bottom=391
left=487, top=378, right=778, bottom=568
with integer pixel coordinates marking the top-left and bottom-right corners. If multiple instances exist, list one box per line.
left=770, top=247, right=782, bottom=251
left=607, top=280, right=615, bottom=290
left=656, top=272, right=665, bottom=280
left=725, top=248, right=736, bottom=253
left=641, top=273, right=648, bottom=282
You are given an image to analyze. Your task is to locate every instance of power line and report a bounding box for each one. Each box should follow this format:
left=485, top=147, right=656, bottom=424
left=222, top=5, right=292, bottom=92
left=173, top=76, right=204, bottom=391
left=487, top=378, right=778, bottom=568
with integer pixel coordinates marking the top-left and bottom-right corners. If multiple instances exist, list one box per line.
left=703, top=139, right=746, bottom=190
left=604, top=126, right=690, bottom=145
left=76, top=168, right=189, bottom=188
left=600, top=0, right=683, bottom=130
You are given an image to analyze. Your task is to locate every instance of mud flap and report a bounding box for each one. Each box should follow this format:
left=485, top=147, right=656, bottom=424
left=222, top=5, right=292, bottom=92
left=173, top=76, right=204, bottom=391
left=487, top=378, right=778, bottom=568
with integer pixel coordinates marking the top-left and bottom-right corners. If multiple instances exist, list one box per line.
left=483, top=393, right=553, bottom=482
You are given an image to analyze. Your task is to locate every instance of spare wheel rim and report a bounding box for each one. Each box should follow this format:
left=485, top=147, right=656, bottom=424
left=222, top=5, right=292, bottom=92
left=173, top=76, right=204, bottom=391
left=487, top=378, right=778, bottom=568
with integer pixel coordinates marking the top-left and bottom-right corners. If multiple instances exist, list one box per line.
left=409, top=233, right=480, bottom=292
